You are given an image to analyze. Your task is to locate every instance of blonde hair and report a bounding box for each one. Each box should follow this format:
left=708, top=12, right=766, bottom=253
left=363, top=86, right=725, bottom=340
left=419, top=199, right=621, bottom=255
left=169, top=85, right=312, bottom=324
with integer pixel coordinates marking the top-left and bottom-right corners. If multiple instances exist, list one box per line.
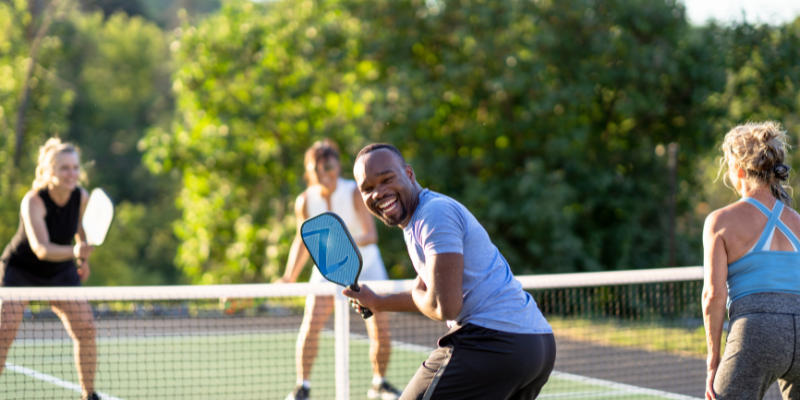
left=719, top=121, right=793, bottom=207
left=32, top=138, right=85, bottom=191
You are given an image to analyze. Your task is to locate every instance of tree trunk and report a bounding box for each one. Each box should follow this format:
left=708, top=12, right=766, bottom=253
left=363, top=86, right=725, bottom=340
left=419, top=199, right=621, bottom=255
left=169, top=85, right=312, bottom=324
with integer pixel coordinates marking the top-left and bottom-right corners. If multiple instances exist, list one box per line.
left=667, top=142, right=680, bottom=268
left=13, top=0, right=65, bottom=167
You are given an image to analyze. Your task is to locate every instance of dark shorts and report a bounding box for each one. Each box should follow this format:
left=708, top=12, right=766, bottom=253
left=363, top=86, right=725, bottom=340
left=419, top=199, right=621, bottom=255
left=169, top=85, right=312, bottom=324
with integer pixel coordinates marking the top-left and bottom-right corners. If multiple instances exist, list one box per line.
left=401, top=323, right=556, bottom=400
left=0, top=262, right=81, bottom=287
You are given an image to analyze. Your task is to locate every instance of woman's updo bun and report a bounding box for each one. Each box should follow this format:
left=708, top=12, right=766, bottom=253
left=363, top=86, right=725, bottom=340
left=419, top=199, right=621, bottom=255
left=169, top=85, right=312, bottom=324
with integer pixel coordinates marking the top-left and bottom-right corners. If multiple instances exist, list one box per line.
left=720, top=121, right=793, bottom=207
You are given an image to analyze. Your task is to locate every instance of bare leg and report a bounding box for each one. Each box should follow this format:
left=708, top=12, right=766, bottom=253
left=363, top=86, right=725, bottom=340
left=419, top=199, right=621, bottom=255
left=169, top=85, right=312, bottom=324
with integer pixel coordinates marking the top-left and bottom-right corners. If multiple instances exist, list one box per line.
left=51, top=301, right=97, bottom=398
left=366, top=311, right=391, bottom=378
left=296, top=295, right=334, bottom=382
left=0, top=300, right=27, bottom=375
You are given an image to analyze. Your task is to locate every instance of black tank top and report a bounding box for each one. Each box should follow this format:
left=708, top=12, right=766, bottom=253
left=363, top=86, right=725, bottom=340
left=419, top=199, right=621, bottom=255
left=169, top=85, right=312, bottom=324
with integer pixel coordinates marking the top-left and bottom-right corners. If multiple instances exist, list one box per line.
left=1, top=187, right=81, bottom=276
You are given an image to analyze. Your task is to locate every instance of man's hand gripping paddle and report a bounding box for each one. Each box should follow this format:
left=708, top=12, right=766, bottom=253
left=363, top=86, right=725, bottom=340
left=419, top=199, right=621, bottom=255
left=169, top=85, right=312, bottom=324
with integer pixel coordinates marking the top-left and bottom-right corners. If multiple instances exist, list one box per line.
left=301, top=212, right=373, bottom=319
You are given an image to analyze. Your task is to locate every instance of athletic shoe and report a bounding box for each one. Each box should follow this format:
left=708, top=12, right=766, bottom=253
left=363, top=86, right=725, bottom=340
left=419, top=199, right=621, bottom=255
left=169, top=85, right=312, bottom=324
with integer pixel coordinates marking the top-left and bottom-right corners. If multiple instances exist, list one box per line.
left=82, top=393, right=100, bottom=400
left=286, top=385, right=310, bottom=400
left=367, top=381, right=402, bottom=400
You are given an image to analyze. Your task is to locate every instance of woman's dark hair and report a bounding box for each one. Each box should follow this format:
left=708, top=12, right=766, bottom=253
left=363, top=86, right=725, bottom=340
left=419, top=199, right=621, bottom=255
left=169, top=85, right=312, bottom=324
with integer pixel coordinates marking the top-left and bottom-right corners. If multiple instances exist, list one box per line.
left=303, top=139, right=340, bottom=183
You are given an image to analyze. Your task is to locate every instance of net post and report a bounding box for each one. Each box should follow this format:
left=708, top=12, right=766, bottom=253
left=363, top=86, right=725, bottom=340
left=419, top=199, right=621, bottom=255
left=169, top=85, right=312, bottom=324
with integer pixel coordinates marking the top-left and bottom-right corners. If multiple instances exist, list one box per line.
left=334, top=288, right=350, bottom=400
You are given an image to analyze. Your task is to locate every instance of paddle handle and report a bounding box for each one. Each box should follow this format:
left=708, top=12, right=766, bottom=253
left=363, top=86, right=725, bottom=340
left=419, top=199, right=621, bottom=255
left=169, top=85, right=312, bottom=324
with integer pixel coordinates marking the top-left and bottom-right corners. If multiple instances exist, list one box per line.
left=348, top=284, right=373, bottom=319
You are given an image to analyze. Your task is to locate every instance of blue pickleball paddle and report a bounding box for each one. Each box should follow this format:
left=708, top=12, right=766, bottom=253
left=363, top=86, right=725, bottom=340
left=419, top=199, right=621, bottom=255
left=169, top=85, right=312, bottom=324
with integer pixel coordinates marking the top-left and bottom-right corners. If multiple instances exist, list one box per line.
left=301, top=212, right=373, bottom=319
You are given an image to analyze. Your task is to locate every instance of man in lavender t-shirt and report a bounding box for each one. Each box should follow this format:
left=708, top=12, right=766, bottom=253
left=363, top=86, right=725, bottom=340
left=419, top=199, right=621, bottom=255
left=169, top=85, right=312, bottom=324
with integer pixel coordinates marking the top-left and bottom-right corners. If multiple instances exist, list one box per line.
left=344, top=143, right=556, bottom=400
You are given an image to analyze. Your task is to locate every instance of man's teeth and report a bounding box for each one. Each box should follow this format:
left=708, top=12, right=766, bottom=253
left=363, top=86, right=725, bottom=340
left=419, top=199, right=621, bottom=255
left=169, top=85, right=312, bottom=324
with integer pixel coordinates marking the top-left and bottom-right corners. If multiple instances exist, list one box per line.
left=378, top=198, right=397, bottom=210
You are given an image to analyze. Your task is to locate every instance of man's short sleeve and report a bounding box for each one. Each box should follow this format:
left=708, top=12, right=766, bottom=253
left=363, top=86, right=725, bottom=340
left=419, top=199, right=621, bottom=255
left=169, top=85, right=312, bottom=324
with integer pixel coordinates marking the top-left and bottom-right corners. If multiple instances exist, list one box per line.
left=417, top=198, right=465, bottom=256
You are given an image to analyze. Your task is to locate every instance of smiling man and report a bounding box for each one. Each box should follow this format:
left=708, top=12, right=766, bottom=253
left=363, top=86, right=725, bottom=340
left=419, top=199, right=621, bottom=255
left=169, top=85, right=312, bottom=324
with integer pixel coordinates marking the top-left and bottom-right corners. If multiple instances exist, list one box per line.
left=344, top=143, right=556, bottom=400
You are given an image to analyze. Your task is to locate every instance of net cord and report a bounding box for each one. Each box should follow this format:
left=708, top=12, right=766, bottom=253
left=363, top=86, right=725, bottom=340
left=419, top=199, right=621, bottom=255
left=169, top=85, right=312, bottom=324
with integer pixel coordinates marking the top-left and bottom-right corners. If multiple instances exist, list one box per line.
left=0, top=266, right=703, bottom=301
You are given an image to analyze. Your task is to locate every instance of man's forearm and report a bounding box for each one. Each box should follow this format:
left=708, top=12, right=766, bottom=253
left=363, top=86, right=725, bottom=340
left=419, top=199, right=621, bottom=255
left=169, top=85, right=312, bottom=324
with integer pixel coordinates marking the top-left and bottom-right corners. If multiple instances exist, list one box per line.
left=376, top=291, right=419, bottom=313
left=412, top=287, right=447, bottom=321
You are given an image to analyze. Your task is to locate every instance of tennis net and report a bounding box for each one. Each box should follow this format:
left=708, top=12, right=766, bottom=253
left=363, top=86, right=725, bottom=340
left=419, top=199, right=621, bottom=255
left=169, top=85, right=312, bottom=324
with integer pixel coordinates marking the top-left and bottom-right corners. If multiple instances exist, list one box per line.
left=0, top=267, right=732, bottom=400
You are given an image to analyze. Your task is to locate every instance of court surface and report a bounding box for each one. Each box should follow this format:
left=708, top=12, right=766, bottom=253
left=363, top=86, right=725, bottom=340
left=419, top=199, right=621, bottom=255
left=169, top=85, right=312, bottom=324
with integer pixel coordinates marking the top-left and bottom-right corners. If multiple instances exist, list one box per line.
left=0, top=329, right=703, bottom=400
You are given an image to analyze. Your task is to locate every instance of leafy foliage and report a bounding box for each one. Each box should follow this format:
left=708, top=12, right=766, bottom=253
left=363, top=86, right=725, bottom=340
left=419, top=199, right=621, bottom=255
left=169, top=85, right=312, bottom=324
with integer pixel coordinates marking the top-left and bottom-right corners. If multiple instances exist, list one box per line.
left=142, top=0, right=381, bottom=283
left=145, top=0, right=744, bottom=283
left=346, top=0, right=729, bottom=273
left=0, top=0, right=75, bottom=245
left=4, top=0, right=800, bottom=286
left=0, top=5, right=181, bottom=286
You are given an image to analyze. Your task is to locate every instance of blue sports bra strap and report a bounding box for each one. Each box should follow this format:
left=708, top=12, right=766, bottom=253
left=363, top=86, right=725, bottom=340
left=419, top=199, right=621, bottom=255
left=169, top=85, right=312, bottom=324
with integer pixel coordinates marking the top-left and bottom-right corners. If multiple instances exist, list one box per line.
left=775, top=220, right=800, bottom=251
left=740, top=197, right=772, bottom=217
left=771, top=202, right=800, bottom=251
left=753, top=201, right=784, bottom=251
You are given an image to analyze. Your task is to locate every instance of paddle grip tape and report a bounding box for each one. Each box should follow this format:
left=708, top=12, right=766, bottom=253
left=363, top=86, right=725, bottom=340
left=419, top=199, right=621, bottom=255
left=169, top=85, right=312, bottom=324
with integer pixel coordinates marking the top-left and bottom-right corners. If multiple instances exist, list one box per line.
left=348, top=284, right=373, bottom=319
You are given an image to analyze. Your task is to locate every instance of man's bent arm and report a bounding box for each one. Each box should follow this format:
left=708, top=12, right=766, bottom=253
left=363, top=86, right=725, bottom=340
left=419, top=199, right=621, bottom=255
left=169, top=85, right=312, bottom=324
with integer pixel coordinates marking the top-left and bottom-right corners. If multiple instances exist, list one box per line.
left=376, top=289, right=419, bottom=313
left=345, top=276, right=423, bottom=313
left=345, top=254, right=464, bottom=320
left=413, top=253, right=464, bottom=321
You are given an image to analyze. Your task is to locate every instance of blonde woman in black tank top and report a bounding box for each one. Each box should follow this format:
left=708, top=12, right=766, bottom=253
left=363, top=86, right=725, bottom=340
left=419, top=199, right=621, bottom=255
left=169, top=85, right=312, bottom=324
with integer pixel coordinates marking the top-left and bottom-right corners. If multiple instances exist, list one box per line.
left=0, top=139, right=99, bottom=400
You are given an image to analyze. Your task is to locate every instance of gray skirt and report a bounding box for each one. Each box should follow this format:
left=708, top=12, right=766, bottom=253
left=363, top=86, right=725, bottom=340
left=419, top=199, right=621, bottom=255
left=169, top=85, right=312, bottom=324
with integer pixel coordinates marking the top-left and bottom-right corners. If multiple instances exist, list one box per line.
left=714, top=292, right=800, bottom=400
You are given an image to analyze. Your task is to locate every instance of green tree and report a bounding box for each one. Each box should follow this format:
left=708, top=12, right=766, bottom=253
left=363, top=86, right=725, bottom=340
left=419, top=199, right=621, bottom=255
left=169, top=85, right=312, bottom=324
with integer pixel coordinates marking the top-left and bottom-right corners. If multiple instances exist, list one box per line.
left=146, top=0, right=736, bottom=283
left=56, top=10, right=181, bottom=285
left=344, top=0, right=729, bottom=273
left=143, top=0, right=377, bottom=283
left=1, top=5, right=181, bottom=286
left=693, top=18, right=800, bottom=227
left=0, top=0, right=75, bottom=245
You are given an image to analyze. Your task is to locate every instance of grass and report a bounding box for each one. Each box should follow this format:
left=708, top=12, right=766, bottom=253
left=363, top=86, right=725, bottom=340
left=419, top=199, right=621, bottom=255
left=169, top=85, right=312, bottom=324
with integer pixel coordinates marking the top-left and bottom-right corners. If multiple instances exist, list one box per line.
left=547, top=317, right=726, bottom=358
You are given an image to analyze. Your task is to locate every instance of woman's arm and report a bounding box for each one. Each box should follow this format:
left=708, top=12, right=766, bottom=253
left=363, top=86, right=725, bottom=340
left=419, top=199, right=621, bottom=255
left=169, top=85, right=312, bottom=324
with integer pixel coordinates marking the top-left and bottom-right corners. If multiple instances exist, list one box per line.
left=352, top=187, right=377, bottom=246
left=75, top=188, right=92, bottom=281
left=21, top=192, right=89, bottom=262
left=278, top=194, right=310, bottom=283
left=702, top=210, right=729, bottom=400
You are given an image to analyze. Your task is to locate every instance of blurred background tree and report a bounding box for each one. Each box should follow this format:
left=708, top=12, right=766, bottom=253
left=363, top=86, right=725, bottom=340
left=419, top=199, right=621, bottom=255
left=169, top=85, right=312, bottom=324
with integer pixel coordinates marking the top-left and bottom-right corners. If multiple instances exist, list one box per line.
left=141, top=0, right=378, bottom=284
left=344, top=0, right=729, bottom=274
left=0, top=0, right=216, bottom=285
left=0, top=0, right=75, bottom=259
left=2, top=0, right=800, bottom=285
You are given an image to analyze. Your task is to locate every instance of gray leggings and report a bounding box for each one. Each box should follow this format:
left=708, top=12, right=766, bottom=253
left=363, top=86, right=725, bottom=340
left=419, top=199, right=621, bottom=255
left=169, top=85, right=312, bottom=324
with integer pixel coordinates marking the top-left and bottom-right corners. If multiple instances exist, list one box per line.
left=715, top=292, right=800, bottom=400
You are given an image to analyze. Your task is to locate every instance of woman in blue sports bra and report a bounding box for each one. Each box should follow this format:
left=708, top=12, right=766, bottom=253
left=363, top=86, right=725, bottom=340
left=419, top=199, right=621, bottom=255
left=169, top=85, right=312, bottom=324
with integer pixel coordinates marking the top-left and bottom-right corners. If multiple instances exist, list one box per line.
left=703, top=121, right=800, bottom=400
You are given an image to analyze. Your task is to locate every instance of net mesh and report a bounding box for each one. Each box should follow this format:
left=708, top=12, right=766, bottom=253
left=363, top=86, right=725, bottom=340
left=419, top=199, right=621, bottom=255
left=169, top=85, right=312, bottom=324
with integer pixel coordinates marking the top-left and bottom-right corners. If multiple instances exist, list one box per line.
left=0, top=267, right=784, bottom=400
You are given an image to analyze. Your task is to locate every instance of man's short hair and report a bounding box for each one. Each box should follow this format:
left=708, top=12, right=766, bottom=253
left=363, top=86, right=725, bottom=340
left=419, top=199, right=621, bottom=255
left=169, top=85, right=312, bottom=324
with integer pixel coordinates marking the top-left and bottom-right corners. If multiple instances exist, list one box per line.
left=356, top=143, right=406, bottom=165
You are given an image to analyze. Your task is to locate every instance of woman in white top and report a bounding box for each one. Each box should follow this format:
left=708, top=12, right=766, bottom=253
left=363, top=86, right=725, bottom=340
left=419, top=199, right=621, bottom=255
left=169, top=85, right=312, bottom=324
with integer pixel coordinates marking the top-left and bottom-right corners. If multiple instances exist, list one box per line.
left=279, top=140, right=401, bottom=400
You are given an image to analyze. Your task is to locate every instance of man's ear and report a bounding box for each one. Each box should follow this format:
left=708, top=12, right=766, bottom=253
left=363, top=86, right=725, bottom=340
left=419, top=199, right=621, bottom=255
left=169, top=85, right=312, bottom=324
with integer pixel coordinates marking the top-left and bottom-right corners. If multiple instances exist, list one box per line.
left=405, top=164, right=415, bottom=181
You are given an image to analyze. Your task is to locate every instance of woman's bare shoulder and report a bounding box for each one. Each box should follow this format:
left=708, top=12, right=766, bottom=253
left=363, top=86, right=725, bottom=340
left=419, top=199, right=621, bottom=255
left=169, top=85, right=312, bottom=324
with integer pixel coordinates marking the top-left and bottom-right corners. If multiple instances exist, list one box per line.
left=20, top=190, right=46, bottom=217
left=780, top=203, right=800, bottom=228
left=21, top=190, right=44, bottom=207
left=705, top=202, right=747, bottom=232
left=294, top=191, right=309, bottom=216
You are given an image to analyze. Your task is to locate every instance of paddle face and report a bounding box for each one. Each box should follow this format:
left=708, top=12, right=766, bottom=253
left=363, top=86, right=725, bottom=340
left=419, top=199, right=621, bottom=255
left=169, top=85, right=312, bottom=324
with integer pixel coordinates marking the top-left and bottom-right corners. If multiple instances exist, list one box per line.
left=301, top=212, right=372, bottom=319
left=82, top=188, right=114, bottom=246
left=301, top=212, right=363, bottom=287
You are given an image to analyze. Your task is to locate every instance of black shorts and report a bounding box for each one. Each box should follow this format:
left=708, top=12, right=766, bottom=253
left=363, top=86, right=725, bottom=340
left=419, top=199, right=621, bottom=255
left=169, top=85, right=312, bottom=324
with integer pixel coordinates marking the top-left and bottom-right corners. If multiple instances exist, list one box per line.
left=0, top=262, right=81, bottom=287
left=401, top=323, right=556, bottom=400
